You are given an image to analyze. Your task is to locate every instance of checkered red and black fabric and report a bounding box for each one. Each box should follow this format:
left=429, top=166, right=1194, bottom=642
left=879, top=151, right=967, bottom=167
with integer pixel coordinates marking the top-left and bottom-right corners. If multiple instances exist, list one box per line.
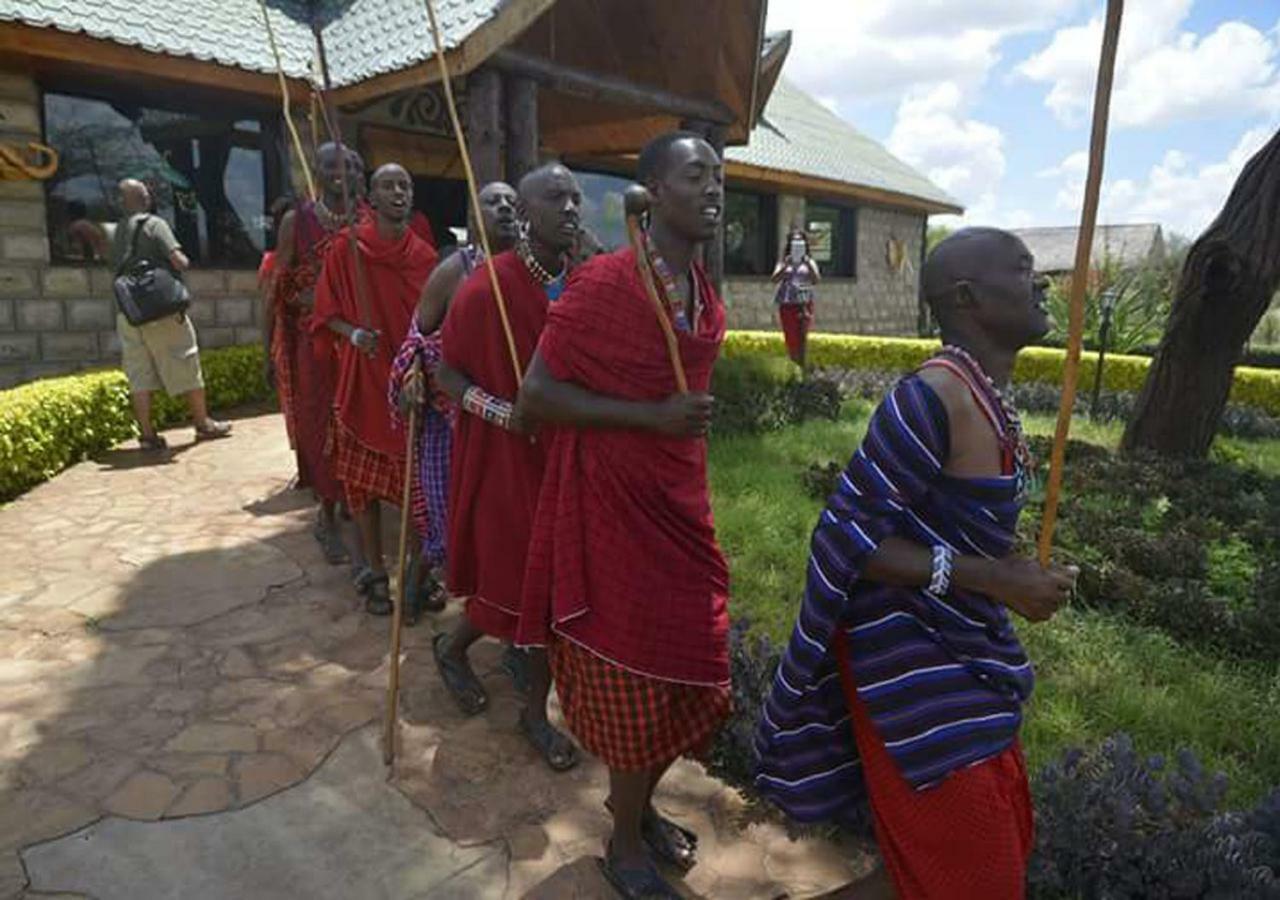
left=331, top=420, right=404, bottom=514
left=549, top=637, right=731, bottom=772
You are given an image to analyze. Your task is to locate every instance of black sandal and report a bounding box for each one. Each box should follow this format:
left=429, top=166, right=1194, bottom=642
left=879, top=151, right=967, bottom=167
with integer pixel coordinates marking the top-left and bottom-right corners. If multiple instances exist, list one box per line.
left=603, top=802, right=699, bottom=871
left=404, top=557, right=446, bottom=627
left=518, top=709, right=578, bottom=772
left=138, top=434, right=168, bottom=451
left=433, top=633, right=488, bottom=716
left=363, top=574, right=392, bottom=616
left=642, top=809, right=699, bottom=871
left=597, top=843, right=682, bottom=900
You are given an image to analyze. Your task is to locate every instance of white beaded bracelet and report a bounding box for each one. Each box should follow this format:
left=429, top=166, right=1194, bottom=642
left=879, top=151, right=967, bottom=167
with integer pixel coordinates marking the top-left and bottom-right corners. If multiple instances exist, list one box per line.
left=928, top=545, right=954, bottom=596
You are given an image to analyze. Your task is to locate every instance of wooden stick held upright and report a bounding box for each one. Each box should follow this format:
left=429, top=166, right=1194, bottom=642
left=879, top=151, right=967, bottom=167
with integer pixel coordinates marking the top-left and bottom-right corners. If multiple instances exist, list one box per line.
left=421, top=0, right=523, bottom=386
left=383, top=366, right=420, bottom=767
left=258, top=0, right=316, bottom=202
left=1038, top=0, right=1124, bottom=565
left=624, top=185, right=688, bottom=394
left=311, top=23, right=378, bottom=345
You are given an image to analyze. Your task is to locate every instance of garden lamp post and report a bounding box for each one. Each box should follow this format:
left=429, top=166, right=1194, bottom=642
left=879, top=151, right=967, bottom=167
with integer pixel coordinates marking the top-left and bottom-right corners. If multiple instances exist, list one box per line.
left=1090, top=286, right=1121, bottom=418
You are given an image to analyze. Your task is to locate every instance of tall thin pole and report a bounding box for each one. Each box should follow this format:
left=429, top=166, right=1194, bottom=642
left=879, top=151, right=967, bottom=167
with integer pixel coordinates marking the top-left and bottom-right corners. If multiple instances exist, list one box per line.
left=1038, top=0, right=1124, bottom=564
left=420, top=0, right=523, bottom=386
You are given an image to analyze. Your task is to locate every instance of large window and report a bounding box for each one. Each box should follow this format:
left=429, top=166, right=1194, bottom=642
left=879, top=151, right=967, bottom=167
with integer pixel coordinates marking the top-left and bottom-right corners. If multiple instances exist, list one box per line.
left=576, top=170, right=631, bottom=253
left=43, top=91, right=273, bottom=267
left=724, top=190, right=777, bottom=276
left=806, top=203, right=857, bottom=278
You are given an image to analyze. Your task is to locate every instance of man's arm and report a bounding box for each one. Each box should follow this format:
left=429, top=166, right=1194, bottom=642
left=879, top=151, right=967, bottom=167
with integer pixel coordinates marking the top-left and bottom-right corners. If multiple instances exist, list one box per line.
left=416, top=255, right=465, bottom=333
left=863, top=539, right=1076, bottom=623
left=149, top=218, right=189, bottom=272
left=516, top=352, right=711, bottom=437
left=327, top=317, right=377, bottom=356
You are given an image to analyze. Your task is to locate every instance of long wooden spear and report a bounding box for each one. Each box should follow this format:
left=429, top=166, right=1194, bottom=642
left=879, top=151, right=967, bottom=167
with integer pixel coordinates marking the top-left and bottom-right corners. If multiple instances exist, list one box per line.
left=257, top=0, right=316, bottom=202
left=311, top=21, right=379, bottom=351
left=1038, top=0, right=1125, bottom=564
left=418, top=0, right=524, bottom=387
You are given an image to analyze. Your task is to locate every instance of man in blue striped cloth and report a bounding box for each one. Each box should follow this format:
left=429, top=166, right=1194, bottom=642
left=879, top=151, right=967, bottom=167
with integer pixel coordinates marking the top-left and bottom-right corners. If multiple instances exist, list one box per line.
left=755, top=227, right=1079, bottom=899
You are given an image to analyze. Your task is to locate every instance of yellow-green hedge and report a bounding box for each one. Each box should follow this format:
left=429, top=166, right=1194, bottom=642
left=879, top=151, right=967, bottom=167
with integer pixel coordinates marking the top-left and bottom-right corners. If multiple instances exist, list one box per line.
left=1, top=344, right=269, bottom=501
left=723, top=331, right=1280, bottom=416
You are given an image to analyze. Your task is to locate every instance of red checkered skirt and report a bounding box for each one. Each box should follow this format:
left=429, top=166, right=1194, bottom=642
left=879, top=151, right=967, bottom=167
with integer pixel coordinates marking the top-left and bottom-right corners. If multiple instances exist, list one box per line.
left=549, top=637, right=731, bottom=772
left=330, top=420, right=404, bottom=514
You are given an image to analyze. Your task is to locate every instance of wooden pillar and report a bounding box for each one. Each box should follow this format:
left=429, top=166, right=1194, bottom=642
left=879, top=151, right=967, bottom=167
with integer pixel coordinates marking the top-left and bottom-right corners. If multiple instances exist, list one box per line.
left=682, top=119, right=727, bottom=291
left=466, top=67, right=504, bottom=185
left=504, top=75, right=539, bottom=185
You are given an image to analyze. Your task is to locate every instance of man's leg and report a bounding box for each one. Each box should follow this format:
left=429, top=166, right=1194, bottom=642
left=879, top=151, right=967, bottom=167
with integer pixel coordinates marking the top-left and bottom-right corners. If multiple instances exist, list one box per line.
left=131, top=390, right=156, bottom=439
left=356, top=499, right=393, bottom=615
left=434, top=614, right=488, bottom=715
left=607, top=767, right=651, bottom=868
left=185, top=388, right=231, bottom=438
left=518, top=649, right=577, bottom=770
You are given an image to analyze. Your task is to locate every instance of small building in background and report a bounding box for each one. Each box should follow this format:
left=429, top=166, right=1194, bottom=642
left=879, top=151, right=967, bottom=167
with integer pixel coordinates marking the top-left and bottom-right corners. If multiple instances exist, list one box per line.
left=1012, top=224, right=1166, bottom=276
left=0, top=0, right=957, bottom=387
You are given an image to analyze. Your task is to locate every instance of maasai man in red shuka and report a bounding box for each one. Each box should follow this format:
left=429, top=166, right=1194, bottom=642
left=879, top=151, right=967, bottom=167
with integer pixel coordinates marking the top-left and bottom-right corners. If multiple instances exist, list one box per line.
left=432, top=164, right=580, bottom=773
left=311, top=162, right=438, bottom=615
left=265, top=144, right=369, bottom=564
left=515, top=133, right=730, bottom=900
left=389, top=181, right=520, bottom=624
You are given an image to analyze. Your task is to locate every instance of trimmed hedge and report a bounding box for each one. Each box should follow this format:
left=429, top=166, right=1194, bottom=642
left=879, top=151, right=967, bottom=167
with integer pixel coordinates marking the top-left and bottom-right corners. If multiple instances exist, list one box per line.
left=1, top=344, right=269, bottom=502
left=723, top=331, right=1280, bottom=416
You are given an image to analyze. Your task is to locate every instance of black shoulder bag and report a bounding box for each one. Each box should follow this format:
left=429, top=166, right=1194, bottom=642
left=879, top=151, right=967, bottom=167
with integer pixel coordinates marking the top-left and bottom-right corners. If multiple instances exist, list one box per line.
left=112, top=215, right=191, bottom=326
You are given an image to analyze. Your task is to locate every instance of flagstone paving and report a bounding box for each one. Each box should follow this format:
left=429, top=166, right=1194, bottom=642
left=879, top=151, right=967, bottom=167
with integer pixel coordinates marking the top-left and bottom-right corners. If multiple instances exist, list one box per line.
left=0, top=411, right=870, bottom=898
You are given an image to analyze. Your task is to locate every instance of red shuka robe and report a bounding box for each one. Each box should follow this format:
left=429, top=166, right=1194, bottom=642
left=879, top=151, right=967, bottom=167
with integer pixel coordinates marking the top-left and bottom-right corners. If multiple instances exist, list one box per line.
left=517, top=248, right=731, bottom=687
left=442, top=251, right=550, bottom=640
left=311, top=219, right=438, bottom=459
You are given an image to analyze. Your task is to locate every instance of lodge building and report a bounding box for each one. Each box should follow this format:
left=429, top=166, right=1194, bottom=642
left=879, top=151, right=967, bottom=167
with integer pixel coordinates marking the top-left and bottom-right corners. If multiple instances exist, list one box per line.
left=0, top=0, right=958, bottom=387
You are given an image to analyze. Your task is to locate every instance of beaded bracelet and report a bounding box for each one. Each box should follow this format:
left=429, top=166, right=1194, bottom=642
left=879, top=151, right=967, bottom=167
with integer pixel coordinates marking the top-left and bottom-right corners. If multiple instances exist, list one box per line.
left=928, top=545, right=954, bottom=596
left=462, top=385, right=514, bottom=431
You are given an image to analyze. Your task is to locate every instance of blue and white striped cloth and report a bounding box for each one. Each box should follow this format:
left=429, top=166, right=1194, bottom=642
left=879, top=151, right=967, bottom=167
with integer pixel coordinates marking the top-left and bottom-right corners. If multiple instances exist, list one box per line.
left=754, top=373, right=1032, bottom=823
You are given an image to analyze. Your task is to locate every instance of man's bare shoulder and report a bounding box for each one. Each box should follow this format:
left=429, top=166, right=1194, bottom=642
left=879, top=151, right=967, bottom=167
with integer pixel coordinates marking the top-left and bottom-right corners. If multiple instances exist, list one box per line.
left=916, top=363, right=980, bottom=425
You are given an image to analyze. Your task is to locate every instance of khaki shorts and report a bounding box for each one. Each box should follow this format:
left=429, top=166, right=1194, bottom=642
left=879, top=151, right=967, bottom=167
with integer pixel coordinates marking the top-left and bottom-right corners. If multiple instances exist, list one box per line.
left=117, top=313, right=205, bottom=396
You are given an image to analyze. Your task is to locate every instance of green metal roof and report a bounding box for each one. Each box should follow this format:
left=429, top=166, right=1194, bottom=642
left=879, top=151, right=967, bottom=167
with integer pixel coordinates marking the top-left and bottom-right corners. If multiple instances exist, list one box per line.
left=727, top=77, right=961, bottom=213
left=0, top=0, right=511, bottom=86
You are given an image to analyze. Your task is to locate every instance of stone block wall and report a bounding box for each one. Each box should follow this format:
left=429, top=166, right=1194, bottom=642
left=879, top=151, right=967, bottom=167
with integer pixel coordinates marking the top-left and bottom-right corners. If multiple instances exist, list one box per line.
left=723, top=196, right=926, bottom=338
left=0, top=68, right=262, bottom=389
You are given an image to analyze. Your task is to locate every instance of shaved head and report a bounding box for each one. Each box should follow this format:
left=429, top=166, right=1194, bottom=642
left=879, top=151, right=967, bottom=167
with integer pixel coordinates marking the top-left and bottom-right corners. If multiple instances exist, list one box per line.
left=371, top=162, right=408, bottom=184
left=118, top=178, right=150, bottom=214
left=517, top=163, right=581, bottom=254
left=923, top=227, right=1049, bottom=349
left=474, top=181, right=519, bottom=249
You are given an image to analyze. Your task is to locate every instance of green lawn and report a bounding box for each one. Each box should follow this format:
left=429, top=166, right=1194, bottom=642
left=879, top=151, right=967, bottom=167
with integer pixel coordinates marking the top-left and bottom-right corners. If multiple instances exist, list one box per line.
left=709, top=402, right=1280, bottom=804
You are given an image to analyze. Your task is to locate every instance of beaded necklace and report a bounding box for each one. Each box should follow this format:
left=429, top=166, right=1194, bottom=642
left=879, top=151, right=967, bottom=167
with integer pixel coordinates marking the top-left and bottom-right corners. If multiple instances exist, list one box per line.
left=643, top=232, right=702, bottom=333
left=938, top=344, right=1035, bottom=499
left=517, top=240, right=567, bottom=301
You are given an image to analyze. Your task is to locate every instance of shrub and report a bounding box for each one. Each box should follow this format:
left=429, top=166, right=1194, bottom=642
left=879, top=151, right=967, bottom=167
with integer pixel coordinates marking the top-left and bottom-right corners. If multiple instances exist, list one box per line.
left=1029, top=736, right=1278, bottom=898
left=710, top=354, right=841, bottom=435
left=723, top=331, right=1280, bottom=416
left=0, top=344, right=271, bottom=501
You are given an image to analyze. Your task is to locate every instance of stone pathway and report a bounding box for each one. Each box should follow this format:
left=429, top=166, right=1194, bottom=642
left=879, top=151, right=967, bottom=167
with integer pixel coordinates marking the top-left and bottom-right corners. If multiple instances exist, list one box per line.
left=0, top=411, right=870, bottom=899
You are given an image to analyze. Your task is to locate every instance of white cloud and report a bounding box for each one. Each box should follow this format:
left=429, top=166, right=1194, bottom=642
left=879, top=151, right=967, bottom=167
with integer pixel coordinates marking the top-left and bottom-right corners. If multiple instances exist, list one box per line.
left=887, top=83, right=1010, bottom=223
left=1018, top=3, right=1280, bottom=127
left=1046, top=125, right=1277, bottom=236
left=767, top=0, right=1080, bottom=109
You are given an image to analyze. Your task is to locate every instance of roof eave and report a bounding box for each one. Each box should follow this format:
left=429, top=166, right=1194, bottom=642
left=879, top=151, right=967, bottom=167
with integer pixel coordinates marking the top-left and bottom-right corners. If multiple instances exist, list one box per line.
left=725, top=159, right=963, bottom=216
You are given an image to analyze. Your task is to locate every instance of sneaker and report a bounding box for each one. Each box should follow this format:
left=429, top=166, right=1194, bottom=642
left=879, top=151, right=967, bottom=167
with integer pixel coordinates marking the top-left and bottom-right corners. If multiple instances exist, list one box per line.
left=194, top=419, right=233, bottom=442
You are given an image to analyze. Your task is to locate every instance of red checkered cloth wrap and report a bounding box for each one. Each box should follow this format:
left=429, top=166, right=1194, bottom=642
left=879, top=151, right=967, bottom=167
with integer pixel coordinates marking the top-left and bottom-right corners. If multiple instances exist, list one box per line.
left=311, top=218, right=437, bottom=512
left=270, top=201, right=370, bottom=503
left=330, top=418, right=405, bottom=514
left=549, top=637, right=731, bottom=772
left=442, top=251, right=550, bottom=640
left=833, top=629, right=1034, bottom=899
left=517, top=247, right=731, bottom=690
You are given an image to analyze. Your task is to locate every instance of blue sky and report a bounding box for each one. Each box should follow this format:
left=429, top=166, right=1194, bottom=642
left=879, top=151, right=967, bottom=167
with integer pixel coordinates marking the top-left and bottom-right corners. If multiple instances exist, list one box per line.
left=765, top=0, right=1280, bottom=238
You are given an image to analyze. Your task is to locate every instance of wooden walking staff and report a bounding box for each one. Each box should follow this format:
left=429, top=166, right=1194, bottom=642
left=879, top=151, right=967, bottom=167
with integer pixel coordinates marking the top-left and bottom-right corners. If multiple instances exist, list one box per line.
left=1037, top=0, right=1125, bottom=565
left=383, top=363, right=420, bottom=767
left=257, top=0, right=316, bottom=202
left=311, top=22, right=379, bottom=350
left=418, top=0, right=523, bottom=387
left=623, top=185, right=689, bottom=393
